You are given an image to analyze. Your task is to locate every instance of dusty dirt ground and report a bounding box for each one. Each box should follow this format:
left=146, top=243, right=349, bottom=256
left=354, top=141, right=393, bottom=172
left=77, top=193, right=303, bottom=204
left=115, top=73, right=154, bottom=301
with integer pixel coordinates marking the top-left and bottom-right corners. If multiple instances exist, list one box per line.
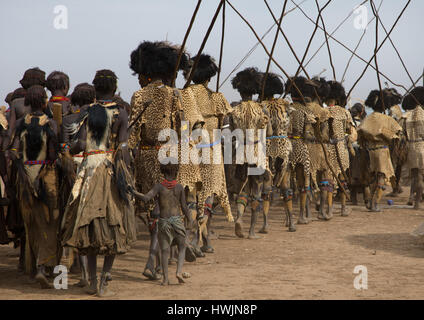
left=1, top=187, right=424, bottom=300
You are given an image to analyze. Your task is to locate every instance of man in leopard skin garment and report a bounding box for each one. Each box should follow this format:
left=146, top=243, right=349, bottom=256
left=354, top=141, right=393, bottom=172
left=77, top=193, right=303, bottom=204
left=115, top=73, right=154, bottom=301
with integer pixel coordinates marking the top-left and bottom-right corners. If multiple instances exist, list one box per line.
left=324, top=80, right=356, bottom=217
left=400, top=87, right=424, bottom=209
left=230, top=67, right=271, bottom=239
left=182, top=54, right=233, bottom=253
left=285, top=76, right=329, bottom=224
left=260, top=72, right=294, bottom=232
left=129, top=41, right=197, bottom=279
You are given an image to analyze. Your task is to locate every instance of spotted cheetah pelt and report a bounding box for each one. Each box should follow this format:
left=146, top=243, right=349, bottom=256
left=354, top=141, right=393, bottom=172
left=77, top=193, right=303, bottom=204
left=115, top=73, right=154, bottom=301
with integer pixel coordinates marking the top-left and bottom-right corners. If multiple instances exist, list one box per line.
left=326, top=105, right=353, bottom=183
left=288, top=102, right=315, bottom=180
left=262, top=99, right=292, bottom=180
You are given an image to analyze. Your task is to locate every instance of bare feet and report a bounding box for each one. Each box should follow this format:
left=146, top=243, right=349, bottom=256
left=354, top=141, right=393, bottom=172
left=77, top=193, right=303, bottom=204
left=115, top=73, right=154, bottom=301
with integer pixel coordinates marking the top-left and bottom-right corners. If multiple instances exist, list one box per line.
left=161, top=279, right=169, bottom=286
left=258, top=225, right=269, bottom=234
left=143, top=268, right=161, bottom=280
left=288, top=225, right=297, bottom=232
left=35, top=273, right=51, bottom=289
left=297, top=217, right=309, bottom=225
left=74, top=279, right=89, bottom=288
left=248, top=233, right=260, bottom=240
left=176, top=274, right=185, bottom=284
left=341, top=206, right=351, bottom=217
left=200, top=245, right=214, bottom=254
left=185, top=245, right=197, bottom=262
left=235, top=221, right=245, bottom=238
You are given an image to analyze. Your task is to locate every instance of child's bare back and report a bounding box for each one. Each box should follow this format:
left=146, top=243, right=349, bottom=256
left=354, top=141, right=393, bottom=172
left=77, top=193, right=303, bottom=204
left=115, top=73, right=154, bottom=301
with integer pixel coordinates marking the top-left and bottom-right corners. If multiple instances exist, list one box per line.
left=134, top=182, right=189, bottom=220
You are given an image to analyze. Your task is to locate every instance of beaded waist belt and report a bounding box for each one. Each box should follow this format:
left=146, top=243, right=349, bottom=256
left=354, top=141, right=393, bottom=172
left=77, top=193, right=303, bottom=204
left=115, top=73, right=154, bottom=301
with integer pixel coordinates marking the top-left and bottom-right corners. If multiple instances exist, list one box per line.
left=140, top=145, right=163, bottom=151
left=267, top=135, right=289, bottom=140
left=367, top=145, right=388, bottom=151
left=24, top=160, right=54, bottom=165
left=290, top=135, right=303, bottom=140
left=83, top=149, right=114, bottom=157
left=196, top=140, right=221, bottom=149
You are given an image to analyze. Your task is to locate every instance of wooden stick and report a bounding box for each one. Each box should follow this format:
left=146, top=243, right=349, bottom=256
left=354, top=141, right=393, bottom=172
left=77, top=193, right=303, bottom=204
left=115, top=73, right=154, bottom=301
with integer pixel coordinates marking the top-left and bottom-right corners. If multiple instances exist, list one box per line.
left=184, top=0, right=224, bottom=89
left=315, top=0, right=336, bottom=81
left=305, top=0, right=368, bottom=69
left=226, top=0, right=307, bottom=105
left=218, top=0, right=308, bottom=90
left=285, top=0, right=331, bottom=101
left=347, top=0, right=411, bottom=99
left=370, top=0, right=386, bottom=112
left=290, top=0, right=410, bottom=93
left=260, top=0, right=288, bottom=101
left=341, top=0, right=382, bottom=84
left=216, top=0, right=226, bottom=92
left=377, top=5, right=414, bottom=87
left=263, top=0, right=321, bottom=105
left=128, top=100, right=152, bottom=130
left=171, top=0, right=202, bottom=88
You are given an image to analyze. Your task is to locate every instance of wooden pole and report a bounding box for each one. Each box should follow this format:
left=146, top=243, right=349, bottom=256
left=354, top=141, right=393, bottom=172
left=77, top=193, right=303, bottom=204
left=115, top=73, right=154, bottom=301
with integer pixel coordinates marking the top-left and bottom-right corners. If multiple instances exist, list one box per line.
left=184, top=0, right=224, bottom=89
left=171, top=0, right=202, bottom=88
left=216, top=1, right=226, bottom=92
left=260, top=0, right=288, bottom=101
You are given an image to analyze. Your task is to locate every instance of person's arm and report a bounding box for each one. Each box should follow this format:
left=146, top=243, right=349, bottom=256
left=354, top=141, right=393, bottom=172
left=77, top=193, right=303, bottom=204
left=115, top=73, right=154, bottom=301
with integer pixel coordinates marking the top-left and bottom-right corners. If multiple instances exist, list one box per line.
left=7, top=104, right=16, bottom=142
left=47, top=120, right=59, bottom=161
left=133, top=184, right=159, bottom=202
left=117, top=109, right=130, bottom=166
left=178, top=184, right=193, bottom=228
left=9, top=118, right=22, bottom=161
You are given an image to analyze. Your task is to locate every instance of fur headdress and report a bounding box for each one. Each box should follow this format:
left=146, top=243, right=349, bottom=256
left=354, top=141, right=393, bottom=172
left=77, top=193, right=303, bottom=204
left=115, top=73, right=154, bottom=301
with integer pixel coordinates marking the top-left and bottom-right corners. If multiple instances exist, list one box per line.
left=312, top=77, right=331, bottom=102
left=365, top=88, right=402, bottom=112
left=326, top=80, right=347, bottom=107
left=285, top=76, right=318, bottom=101
left=261, top=72, right=285, bottom=98
left=231, top=67, right=262, bottom=96
left=183, top=54, right=218, bottom=84
left=129, top=41, right=189, bottom=80
left=402, top=86, right=424, bottom=110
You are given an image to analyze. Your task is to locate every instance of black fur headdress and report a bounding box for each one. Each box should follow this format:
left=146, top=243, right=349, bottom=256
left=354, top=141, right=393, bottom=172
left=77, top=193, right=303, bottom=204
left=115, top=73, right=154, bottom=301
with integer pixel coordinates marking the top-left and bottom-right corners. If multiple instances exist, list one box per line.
left=231, top=67, right=262, bottom=96
left=261, top=72, right=285, bottom=98
left=129, top=41, right=189, bottom=80
left=365, top=88, right=402, bottom=112
left=312, top=77, right=331, bottom=102
left=402, top=86, right=424, bottom=110
left=183, top=54, right=218, bottom=84
left=285, top=76, right=318, bottom=101
left=326, top=80, right=347, bottom=107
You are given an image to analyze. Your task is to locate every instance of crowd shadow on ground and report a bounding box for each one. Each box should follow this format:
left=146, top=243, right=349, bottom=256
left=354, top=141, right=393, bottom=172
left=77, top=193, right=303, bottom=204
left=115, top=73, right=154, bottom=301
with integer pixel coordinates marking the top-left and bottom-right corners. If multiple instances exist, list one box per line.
left=346, top=232, right=424, bottom=259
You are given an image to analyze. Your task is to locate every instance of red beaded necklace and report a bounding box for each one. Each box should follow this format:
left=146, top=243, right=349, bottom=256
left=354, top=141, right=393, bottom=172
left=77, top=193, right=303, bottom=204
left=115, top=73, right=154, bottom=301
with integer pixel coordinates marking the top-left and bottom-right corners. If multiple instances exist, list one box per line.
left=161, top=179, right=177, bottom=189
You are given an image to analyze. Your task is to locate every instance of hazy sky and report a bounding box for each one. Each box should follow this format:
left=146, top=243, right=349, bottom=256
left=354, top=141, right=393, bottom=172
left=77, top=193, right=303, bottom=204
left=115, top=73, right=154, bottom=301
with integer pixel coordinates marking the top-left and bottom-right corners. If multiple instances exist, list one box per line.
left=1, top=0, right=422, bottom=106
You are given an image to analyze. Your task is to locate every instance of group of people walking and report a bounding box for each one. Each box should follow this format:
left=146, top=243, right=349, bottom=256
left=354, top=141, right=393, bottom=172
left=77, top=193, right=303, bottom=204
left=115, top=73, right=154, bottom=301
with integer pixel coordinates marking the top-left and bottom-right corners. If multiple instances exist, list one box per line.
left=0, top=40, right=423, bottom=297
